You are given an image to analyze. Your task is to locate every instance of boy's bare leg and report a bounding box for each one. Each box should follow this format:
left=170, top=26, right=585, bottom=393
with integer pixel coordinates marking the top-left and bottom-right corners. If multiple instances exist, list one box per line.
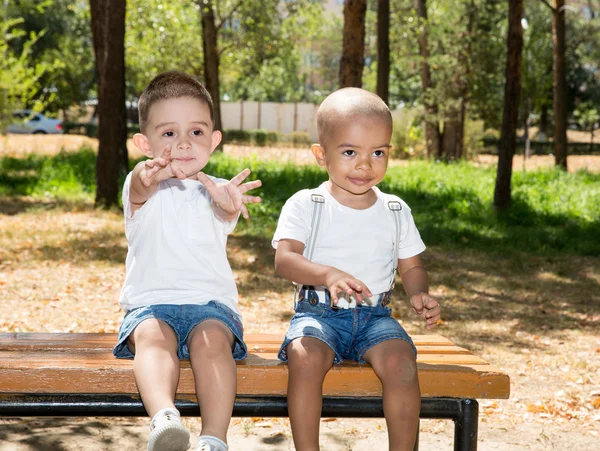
left=188, top=320, right=236, bottom=442
left=362, top=340, right=420, bottom=451
left=129, top=319, right=180, bottom=417
left=286, top=337, right=335, bottom=451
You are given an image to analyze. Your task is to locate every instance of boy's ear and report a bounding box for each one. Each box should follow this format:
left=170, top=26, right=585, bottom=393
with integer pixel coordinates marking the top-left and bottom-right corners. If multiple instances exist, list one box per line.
left=210, top=130, right=222, bottom=153
left=311, top=144, right=326, bottom=167
left=133, top=133, right=153, bottom=158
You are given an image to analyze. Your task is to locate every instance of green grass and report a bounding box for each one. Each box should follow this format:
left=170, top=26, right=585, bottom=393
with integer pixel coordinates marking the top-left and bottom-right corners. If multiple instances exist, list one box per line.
left=1, top=150, right=598, bottom=256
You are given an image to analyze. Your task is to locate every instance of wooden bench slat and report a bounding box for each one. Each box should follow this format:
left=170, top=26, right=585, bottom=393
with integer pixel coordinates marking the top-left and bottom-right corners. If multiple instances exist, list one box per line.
left=0, top=364, right=509, bottom=399
left=0, top=333, right=456, bottom=349
left=0, top=351, right=488, bottom=367
left=0, top=333, right=510, bottom=400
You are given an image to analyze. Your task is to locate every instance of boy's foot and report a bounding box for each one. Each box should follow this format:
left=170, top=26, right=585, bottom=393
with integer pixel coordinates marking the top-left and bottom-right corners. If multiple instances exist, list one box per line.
left=148, top=408, right=190, bottom=451
left=196, top=435, right=228, bottom=451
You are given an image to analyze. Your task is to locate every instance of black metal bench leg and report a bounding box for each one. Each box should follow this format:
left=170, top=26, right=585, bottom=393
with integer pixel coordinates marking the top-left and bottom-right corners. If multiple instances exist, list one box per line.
left=453, top=398, right=478, bottom=451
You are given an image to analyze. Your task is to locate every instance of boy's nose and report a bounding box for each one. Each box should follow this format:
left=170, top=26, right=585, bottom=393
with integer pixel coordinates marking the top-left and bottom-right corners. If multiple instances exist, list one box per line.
left=177, top=139, right=191, bottom=151
left=356, top=156, right=372, bottom=170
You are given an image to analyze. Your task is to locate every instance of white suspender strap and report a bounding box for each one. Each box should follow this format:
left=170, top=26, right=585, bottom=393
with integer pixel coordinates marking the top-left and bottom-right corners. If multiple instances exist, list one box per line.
left=304, top=192, right=325, bottom=261
left=294, top=191, right=325, bottom=306
left=387, top=200, right=402, bottom=290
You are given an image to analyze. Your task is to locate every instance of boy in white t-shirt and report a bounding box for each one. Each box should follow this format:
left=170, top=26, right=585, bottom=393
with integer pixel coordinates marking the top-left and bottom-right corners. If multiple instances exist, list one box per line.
left=113, top=71, right=261, bottom=451
left=272, top=87, right=441, bottom=451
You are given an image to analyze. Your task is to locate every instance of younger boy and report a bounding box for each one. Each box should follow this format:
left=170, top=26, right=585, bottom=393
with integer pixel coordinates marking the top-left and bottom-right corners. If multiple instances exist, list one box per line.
left=113, top=71, right=261, bottom=451
left=272, top=87, right=441, bottom=451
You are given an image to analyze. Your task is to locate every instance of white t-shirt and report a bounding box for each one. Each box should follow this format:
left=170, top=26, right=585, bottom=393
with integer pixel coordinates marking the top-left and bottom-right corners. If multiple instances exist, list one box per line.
left=118, top=173, right=240, bottom=314
left=272, top=183, right=426, bottom=296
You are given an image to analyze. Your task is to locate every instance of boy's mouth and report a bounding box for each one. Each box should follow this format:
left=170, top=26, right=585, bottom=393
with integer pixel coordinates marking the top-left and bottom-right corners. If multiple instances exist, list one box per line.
left=173, top=157, right=194, bottom=163
left=348, top=177, right=372, bottom=186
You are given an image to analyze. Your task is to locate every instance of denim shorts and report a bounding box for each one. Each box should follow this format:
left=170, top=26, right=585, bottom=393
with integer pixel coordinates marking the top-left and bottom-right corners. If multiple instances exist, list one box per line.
left=278, top=297, right=417, bottom=364
left=113, top=302, right=247, bottom=360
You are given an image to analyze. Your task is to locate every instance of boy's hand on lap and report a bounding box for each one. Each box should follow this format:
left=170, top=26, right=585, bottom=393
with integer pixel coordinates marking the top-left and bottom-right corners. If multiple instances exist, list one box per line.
left=139, top=145, right=186, bottom=186
left=198, top=168, right=262, bottom=220
left=410, top=293, right=441, bottom=329
left=324, top=268, right=372, bottom=305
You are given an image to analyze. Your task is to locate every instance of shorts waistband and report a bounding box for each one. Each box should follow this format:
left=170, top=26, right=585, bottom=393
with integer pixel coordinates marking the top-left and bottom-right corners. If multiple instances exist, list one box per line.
left=297, top=286, right=392, bottom=309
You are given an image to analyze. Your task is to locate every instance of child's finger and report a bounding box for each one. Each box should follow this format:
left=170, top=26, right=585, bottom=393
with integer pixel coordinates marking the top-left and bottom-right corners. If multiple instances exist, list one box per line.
left=173, top=165, right=186, bottom=180
left=242, top=194, right=261, bottom=204
left=239, top=179, right=262, bottom=193
left=229, top=168, right=252, bottom=186
left=197, top=171, right=216, bottom=187
left=160, top=145, right=172, bottom=159
left=346, top=280, right=372, bottom=298
left=411, top=294, right=424, bottom=314
left=240, top=204, right=250, bottom=220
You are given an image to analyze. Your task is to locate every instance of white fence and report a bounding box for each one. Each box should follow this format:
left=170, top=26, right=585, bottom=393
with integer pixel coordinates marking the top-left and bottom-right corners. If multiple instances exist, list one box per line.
left=221, top=102, right=319, bottom=141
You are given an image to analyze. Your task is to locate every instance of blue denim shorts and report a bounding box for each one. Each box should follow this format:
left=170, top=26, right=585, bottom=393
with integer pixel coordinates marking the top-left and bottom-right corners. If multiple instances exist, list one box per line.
left=278, top=297, right=417, bottom=364
left=113, top=302, right=247, bottom=360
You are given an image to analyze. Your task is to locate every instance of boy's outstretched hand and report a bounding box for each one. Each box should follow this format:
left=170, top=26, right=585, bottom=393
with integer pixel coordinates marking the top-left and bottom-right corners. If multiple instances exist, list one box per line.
left=139, top=145, right=186, bottom=187
left=410, top=293, right=441, bottom=329
left=197, top=168, right=262, bottom=221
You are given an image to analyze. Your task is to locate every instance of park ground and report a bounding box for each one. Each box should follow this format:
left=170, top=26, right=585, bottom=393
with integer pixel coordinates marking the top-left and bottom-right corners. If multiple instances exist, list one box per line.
left=0, top=135, right=598, bottom=450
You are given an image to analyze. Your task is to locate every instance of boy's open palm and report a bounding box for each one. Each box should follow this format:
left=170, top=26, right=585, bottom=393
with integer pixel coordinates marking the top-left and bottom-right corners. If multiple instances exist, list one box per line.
left=324, top=268, right=372, bottom=305
left=197, top=168, right=262, bottom=219
left=410, top=293, right=441, bottom=329
left=140, top=145, right=186, bottom=186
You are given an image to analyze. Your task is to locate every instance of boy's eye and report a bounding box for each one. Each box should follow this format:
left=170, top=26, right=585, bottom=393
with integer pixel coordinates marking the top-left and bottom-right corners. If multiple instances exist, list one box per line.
left=373, top=150, right=386, bottom=157
left=162, top=131, right=174, bottom=138
left=342, top=150, right=356, bottom=156
left=191, top=130, right=203, bottom=136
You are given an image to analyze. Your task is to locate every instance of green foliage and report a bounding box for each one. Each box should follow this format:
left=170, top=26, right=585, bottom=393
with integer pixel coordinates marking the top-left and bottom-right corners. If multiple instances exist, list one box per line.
left=0, top=147, right=96, bottom=198
left=2, top=148, right=598, bottom=256
left=4, top=0, right=92, bottom=115
left=125, top=0, right=204, bottom=97
left=0, top=15, right=57, bottom=128
left=391, top=110, right=424, bottom=159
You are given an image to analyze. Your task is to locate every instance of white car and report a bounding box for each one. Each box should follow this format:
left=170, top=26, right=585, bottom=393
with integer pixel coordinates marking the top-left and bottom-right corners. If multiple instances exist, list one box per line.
left=7, top=110, right=63, bottom=134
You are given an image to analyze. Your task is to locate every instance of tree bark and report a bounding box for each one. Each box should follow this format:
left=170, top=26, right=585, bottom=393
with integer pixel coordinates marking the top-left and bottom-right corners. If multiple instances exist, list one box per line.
left=89, top=0, right=128, bottom=209
left=413, top=0, right=440, bottom=158
left=376, top=0, right=389, bottom=103
left=539, top=103, right=549, bottom=139
left=442, top=116, right=463, bottom=160
left=199, top=0, right=222, bottom=133
left=494, top=0, right=524, bottom=210
left=552, top=0, right=568, bottom=170
left=339, top=0, right=366, bottom=88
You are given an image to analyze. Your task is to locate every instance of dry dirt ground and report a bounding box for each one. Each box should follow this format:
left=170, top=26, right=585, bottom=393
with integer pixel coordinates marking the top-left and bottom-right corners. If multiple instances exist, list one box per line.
left=0, top=135, right=599, bottom=450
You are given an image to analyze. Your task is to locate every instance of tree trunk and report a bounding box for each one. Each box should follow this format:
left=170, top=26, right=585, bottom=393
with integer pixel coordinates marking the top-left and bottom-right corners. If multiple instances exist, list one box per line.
left=199, top=0, right=222, bottom=133
left=376, top=0, right=389, bottom=103
left=552, top=0, right=568, bottom=170
left=494, top=0, right=524, bottom=210
left=539, top=103, right=549, bottom=140
left=442, top=116, right=463, bottom=160
left=89, top=0, right=128, bottom=209
left=413, top=0, right=440, bottom=158
left=339, top=0, right=366, bottom=88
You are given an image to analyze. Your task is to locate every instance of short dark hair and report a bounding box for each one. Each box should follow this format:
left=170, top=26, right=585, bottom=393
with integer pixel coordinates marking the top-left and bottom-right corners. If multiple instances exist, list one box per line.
left=138, top=71, right=214, bottom=132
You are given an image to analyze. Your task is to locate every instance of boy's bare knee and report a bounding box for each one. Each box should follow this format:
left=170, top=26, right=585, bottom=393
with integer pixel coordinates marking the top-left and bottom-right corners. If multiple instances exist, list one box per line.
left=287, top=338, right=334, bottom=377
left=367, top=341, right=418, bottom=385
left=129, top=319, right=177, bottom=354
left=187, top=320, right=234, bottom=358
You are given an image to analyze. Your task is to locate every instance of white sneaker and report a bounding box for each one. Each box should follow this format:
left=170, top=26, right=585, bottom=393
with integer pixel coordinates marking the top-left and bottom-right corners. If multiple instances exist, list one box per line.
left=196, top=436, right=228, bottom=451
left=148, top=409, right=190, bottom=451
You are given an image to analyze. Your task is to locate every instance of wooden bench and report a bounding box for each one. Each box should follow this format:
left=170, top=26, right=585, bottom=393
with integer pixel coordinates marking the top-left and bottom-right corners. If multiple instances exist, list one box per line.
left=0, top=332, right=509, bottom=451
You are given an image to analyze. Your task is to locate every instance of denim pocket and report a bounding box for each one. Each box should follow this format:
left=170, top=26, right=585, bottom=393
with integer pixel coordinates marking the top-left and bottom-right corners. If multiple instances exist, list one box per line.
left=295, top=298, right=327, bottom=317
